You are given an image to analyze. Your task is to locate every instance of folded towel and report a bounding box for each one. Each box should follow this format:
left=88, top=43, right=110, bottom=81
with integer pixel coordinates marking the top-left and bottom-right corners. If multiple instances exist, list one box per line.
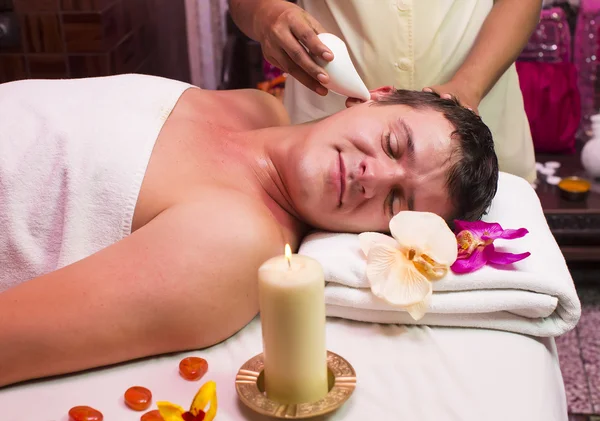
left=298, top=172, right=581, bottom=337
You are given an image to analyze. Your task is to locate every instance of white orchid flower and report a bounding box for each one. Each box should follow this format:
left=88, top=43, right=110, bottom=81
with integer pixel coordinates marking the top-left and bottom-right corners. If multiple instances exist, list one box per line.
left=358, top=211, right=458, bottom=320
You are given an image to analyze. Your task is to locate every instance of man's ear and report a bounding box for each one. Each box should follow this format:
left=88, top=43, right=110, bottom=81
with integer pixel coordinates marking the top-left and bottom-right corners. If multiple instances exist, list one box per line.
left=346, top=86, right=395, bottom=108
left=369, top=85, right=395, bottom=102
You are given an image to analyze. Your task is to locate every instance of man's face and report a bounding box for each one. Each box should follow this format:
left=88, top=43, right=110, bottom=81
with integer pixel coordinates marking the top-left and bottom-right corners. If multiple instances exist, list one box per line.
left=282, top=101, right=458, bottom=233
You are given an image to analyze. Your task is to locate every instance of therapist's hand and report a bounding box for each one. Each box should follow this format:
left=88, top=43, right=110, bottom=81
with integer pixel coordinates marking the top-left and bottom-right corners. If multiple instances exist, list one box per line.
left=422, top=80, right=481, bottom=115
left=254, top=1, right=334, bottom=96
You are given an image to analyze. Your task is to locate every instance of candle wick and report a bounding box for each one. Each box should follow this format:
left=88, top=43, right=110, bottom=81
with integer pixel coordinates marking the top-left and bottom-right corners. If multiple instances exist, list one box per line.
left=287, top=258, right=291, bottom=269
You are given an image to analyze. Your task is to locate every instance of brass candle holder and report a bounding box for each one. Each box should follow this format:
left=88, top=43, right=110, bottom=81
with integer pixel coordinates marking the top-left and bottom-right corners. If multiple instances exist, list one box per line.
left=235, top=350, right=356, bottom=419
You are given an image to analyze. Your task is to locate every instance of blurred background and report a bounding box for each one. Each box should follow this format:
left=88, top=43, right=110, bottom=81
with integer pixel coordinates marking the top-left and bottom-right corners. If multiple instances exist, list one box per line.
left=0, top=0, right=590, bottom=133
left=0, top=0, right=256, bottom=92
left=0, top=0, right=596, bottom=143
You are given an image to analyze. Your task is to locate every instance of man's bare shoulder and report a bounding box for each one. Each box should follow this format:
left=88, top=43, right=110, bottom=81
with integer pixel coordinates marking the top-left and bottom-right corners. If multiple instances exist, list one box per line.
left=185, top=88, right=290, bottom=131
left=235, top=88, right=291, bottom=127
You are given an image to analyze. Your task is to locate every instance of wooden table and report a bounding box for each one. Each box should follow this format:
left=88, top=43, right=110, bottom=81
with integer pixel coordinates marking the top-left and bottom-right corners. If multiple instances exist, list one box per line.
left=536, top=153, right=600, bottom=263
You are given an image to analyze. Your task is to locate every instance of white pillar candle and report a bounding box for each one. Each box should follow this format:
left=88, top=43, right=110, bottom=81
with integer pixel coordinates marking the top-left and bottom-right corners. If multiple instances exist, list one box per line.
left=257, top=244, right=328, bottom=404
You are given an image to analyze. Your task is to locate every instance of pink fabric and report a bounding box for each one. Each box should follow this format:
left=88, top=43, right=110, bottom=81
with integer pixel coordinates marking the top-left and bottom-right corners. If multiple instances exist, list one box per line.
left=581, top=0, right=600, bottom=12
left=516, top=61, right=581, bottom=154
left=519, top=7, right=571, bottom=64
left=574, top=1, right=600, bottom=135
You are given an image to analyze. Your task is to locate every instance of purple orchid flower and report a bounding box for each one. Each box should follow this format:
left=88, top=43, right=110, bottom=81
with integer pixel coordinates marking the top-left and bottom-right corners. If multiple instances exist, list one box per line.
left=450, top=220, right=531, bottom=274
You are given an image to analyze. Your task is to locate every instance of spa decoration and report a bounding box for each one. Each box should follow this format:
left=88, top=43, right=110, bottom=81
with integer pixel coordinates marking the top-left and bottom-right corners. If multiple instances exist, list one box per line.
left=236, top=246, right=356, bottom=419
left=156, top=380, right=217, bottom=421
left=581, top=134, right=600, bottom=179
left=179, top=357, right=208, bottom=381
left=68, top=406, right=103, bottom=421
left=67, top=359, right=213, bottom=420
left=450, top=220, right=531, bottom=274
left=359, top=211, right=458, bottom=321
left=141, top=410, right=165, bottom=421
left=558, top=176, right=591, bottom=201
left=257, top=244, right=328, bottom=404
left=124, top=386, right=153, bottom=411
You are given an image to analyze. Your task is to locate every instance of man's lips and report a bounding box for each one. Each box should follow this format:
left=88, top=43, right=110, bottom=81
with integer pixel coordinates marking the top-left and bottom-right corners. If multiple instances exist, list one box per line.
left=339, top=151, right=346, bottom=207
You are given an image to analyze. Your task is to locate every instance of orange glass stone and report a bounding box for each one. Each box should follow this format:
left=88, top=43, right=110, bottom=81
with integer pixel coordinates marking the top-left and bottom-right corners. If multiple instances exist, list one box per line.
left=68, top=406, right=103, bottom=421
left=124, top=386, right=152, bottom=411
left=179, top=357, right=208, bottom=381
left=141, top=409, right=164, bottom=421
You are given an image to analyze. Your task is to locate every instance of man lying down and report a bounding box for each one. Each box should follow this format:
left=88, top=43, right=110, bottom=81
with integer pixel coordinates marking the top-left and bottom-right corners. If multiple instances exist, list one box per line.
left=0, top=73, right=498, bottom=387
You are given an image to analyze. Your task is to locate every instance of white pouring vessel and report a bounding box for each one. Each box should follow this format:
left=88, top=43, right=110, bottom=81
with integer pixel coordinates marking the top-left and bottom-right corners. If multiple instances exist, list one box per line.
left=314, top=33, right=370, bottom=101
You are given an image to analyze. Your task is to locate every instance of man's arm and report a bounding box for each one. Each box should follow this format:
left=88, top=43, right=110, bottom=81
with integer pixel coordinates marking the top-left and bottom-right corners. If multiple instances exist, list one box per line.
left=0, top=193, right=282, bottom=387
left=425, top=0, right=542, bottom=111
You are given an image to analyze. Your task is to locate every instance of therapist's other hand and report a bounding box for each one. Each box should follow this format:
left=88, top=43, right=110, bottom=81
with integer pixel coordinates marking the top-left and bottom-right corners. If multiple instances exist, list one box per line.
left=254, top=1, right=333, bottom=96
left=422, top=81, right=481, bottom=115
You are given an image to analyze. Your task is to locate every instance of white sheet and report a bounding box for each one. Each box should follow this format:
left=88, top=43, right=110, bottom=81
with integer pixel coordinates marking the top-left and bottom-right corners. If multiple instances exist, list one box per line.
left=0, top=318, right=567, bottom=421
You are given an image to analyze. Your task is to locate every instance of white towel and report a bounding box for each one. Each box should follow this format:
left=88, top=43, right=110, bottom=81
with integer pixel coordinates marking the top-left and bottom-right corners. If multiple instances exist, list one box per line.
left=0, top=75, right=192, bottom=293
left=299, top=172, right=581, bottom=337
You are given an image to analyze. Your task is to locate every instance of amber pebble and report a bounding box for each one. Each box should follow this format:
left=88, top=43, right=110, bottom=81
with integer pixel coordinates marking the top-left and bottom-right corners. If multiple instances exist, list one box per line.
left=141, top=409, right=164, bottom=421
left=68, top=406, right=103, bottom=421
left=179, top=357, right=208, bottom=381
left=124, top=386, right=152, bottom=411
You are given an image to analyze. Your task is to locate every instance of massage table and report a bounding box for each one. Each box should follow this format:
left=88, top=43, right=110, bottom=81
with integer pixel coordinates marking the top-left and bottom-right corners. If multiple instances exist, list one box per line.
left=0, top=317, right=566, bottom=420
left=0, top=173, right=573, bottom=420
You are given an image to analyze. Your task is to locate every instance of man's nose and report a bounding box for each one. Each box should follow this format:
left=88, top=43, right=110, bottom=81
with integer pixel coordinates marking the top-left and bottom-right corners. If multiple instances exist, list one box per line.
left=358, top=160, right=403, bottom=199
